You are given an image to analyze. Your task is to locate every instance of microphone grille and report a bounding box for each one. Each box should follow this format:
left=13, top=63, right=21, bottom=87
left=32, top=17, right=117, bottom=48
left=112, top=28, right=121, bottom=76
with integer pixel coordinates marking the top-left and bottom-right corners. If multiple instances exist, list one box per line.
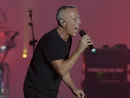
left=79, top=30, right=86, bottom=37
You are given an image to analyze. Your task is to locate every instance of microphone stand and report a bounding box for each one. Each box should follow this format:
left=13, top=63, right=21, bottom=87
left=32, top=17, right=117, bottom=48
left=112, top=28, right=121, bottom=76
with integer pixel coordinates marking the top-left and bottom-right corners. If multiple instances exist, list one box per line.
left=28, top=8, right=38, bottom=53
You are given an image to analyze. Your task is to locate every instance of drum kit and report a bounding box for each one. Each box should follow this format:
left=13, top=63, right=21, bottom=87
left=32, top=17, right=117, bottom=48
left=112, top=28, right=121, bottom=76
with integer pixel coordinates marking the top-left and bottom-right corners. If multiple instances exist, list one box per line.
left=0, top=7, right=36, bottom=98
left=0, top=8, right=19, bottom=98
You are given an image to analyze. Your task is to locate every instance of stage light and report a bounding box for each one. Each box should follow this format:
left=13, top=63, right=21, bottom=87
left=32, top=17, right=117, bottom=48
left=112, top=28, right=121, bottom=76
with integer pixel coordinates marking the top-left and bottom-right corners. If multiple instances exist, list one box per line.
left=0, top=45, right=7, bottom=52
left=22, top=49, right=28, bottom=58
left=23, top=49, right=27, bottom=53
left=22, top=53, right=27, bottom=58
left=0, top=45, right=6, bottom=50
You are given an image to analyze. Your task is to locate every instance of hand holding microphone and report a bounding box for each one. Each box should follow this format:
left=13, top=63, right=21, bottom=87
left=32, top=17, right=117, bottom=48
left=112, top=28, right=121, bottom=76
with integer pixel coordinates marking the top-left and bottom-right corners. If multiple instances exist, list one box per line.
left=77, top=30, right=96, bottom=55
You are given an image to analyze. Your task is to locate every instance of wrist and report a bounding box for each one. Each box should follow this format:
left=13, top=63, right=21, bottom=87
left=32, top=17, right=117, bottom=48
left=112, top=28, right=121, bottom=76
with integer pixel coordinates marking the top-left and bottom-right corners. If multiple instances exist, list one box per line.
left=69, top=85, right=76, bottom=91
left=75, top=48, right=81, bottom=56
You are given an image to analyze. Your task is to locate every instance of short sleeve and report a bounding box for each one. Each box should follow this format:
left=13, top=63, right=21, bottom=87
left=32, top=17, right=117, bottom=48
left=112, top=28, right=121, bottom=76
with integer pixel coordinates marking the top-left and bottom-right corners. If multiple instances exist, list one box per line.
left=42, top=36, right=66, bottom=62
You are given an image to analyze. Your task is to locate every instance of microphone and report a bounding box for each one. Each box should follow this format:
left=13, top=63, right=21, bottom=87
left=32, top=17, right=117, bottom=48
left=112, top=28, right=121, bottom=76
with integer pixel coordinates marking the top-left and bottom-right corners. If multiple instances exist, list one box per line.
left=79, top=30, right=96, bottom=55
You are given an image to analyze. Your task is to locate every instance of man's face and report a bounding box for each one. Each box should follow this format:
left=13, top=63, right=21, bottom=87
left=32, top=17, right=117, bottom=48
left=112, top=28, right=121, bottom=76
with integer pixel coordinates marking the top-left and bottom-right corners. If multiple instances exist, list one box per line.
left=63, top=8, right=81, bottom=37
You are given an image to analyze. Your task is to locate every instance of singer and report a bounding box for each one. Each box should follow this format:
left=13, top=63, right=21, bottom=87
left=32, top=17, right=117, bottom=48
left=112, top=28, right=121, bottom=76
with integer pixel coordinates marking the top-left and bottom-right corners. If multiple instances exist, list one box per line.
left=23, top=5, right=93, bottom=98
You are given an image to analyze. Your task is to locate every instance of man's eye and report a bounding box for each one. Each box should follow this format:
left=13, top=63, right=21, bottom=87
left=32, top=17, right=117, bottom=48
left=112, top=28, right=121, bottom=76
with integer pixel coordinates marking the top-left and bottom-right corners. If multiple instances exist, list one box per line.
left=74, top=18, right=77, bottom=20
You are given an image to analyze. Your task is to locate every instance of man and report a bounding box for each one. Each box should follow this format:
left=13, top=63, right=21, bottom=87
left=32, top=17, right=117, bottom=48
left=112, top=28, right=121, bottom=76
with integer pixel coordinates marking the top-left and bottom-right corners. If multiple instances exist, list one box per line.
left=23, top=5, right=93, bottom=98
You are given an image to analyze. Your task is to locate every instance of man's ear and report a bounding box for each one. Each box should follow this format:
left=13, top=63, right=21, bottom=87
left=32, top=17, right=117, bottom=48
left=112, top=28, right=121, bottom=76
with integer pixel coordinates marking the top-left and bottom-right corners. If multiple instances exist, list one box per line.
left=59, top=19, right=66, bottom=27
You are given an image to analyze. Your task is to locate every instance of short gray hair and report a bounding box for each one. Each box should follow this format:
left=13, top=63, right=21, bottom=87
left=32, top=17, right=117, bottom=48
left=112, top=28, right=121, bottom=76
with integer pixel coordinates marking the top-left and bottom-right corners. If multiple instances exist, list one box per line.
left=56, top=5, right=76, bottom=26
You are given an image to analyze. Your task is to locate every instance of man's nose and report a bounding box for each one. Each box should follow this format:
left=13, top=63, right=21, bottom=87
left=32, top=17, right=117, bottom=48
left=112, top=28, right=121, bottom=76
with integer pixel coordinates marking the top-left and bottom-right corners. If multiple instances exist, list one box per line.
left=78, top=19, right=81, bottom=24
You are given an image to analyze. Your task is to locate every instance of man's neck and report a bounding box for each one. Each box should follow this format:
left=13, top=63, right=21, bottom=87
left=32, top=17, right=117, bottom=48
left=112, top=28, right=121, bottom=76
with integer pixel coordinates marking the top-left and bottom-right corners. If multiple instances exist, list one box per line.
left=57, top=26, right=70, bottom=42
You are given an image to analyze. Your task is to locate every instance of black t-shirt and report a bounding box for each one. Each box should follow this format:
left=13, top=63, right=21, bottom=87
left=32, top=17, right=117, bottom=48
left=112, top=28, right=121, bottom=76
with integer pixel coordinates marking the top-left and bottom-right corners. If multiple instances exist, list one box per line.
left=24, top=28, right=72, bottom=92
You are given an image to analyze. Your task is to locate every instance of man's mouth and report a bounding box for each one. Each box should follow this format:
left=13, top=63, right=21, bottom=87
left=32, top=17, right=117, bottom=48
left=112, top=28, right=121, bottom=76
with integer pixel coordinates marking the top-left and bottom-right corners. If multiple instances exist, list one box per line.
left=74, top=27, right=79, bottom=30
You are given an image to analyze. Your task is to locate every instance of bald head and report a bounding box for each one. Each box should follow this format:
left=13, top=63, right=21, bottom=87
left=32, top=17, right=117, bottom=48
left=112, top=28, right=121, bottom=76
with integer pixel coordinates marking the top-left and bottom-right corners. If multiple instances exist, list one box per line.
left=56, top=5, right=76, bottom=26
left=56, top=5, right=81, bottom=37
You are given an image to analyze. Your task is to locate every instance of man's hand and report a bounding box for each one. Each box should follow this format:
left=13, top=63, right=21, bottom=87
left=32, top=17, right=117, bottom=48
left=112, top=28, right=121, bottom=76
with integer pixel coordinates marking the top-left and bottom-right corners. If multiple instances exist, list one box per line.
left=77, top=35, right=93, bottom=53
left=71, top=88, right=85, bottom=98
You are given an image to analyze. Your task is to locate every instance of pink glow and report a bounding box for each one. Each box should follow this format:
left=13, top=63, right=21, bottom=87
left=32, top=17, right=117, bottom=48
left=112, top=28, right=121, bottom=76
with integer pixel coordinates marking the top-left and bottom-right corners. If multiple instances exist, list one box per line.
left=0, top=0, right=130, bottom=98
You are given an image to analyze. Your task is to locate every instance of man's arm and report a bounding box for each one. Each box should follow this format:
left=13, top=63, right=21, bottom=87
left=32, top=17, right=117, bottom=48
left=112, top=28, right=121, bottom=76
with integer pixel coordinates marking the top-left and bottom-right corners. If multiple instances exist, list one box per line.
left=51, top=35, right=92, bottom=77
left=62, top=72, right=75, bottom=91
left=62, top=72, right=85, bottom=98
left=51, top=49, right=81, bottom=77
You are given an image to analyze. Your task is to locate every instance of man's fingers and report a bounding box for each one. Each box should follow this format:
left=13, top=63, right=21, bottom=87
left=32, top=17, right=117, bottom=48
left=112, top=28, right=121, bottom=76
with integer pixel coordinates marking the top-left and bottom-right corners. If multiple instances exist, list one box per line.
left=81, top=35, right=93, bottom=45
left=81, top=35, right=91, bottom=42
left=77, top=90, right=85, bottom=98
left=77, top=93, right=81, bottom=98
left=81, top=91, right=85, bottom=98
left=78, top=90, right=85, bottom=98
